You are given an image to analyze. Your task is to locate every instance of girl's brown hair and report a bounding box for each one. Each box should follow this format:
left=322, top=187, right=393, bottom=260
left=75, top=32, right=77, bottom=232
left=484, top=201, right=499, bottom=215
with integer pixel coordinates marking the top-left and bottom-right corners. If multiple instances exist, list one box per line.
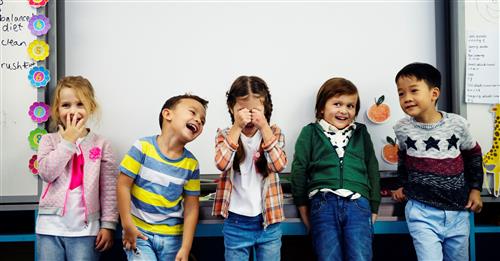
left=49, top=76, right=98, bottom=131
left=315, top=77, right=360, bottom=120
left=226, top=76, right=273, bottom=177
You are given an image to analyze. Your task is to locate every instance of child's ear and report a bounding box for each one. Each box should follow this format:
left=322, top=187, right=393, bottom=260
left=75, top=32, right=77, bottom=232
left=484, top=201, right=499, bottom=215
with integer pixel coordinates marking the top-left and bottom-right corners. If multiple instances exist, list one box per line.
left=162, top=108, right=173, bottom=122
left=431, top=87, right=440, bottom=101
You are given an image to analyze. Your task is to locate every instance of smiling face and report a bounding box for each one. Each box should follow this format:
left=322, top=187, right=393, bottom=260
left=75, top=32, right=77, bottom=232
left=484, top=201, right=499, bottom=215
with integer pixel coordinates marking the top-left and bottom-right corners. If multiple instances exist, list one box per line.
left=163, top=98, right=206, bottom=143
left=232, top=93, right=265, bottom=136
left=397, top=76, right=439, bottom=121
left=321, top=94, right=357, bottom=130
left=58, top=87, right=88, bottom=127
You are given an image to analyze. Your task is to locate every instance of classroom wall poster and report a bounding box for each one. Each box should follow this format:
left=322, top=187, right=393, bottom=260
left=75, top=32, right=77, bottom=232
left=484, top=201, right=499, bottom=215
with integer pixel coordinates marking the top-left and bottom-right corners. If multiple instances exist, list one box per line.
left=465, top=31, right=500, bottom=104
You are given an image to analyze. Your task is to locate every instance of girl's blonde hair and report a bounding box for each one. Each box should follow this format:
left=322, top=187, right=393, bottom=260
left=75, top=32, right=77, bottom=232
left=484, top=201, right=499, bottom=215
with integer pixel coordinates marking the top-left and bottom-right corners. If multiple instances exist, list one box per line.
left=49, top=76, right=98, bottom=131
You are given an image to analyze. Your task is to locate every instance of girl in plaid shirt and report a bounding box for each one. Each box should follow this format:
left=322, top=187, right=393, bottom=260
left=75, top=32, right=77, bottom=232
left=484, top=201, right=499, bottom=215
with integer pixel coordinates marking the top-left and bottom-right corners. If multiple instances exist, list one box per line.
left=212, top=75, right=287, bottom=261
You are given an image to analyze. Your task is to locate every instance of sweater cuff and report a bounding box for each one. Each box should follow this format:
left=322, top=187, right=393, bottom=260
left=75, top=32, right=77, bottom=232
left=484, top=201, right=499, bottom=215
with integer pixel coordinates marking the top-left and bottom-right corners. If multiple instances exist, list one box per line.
left=262, top=136, right=278, bottom=151
left=370, top=200, right=380, bottom=214
left=224, top=136, right=239, bottom=151
left=101, top=221, right=117, bottom=230
left=469, top=184, right=483, bottom=191
left=58, top=139, right=77, bottom=153
left=293, top=196, right=309, bottom=207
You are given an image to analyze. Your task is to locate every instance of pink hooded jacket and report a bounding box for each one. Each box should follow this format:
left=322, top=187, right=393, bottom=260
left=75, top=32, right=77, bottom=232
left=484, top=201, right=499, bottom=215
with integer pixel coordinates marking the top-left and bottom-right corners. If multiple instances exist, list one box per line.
left=37, top=132, right=119, bottom=229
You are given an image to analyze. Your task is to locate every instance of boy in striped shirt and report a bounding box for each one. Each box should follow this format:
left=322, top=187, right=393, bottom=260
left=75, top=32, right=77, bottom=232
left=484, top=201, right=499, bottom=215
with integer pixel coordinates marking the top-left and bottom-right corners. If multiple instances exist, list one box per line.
left=117, top=94, right=208, bottom=261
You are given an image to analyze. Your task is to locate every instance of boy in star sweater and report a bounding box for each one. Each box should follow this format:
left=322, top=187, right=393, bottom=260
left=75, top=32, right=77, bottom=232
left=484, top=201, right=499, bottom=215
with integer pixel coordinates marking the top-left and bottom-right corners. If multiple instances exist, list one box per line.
left=392, top=62, right=483, bottom=261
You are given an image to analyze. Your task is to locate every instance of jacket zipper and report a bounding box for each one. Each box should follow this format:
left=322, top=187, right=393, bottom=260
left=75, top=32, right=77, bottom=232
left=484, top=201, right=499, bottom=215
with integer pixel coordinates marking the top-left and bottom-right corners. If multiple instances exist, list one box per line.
left=318, top=123, right=356, bottom=189
left=82, top=179, right=88, bottom=224
left=340, top=161, right=344, bottom=188
left=41, top=183, right=51, bottom=199
left=79, top=145, right=88, bottom=224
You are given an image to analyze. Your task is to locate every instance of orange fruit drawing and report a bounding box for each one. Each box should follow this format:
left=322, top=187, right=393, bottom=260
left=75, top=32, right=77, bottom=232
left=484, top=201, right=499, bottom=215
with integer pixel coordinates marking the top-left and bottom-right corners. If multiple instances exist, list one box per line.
left=382, top=136, right=398, bottom=164
left=367, top=95, right=391, bottom=124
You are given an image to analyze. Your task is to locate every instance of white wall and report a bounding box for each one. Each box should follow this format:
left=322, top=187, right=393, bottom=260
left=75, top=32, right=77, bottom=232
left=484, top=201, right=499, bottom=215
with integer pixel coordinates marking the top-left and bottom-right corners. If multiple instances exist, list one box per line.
left=64, top=1, right=436, bottom=174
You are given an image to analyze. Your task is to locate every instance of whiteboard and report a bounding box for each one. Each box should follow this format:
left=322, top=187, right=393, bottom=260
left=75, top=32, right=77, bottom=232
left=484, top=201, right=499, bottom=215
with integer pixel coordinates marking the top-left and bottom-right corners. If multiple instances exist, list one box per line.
left=64, top=1, right=437, bottom=174
left=0, top=1, right=38, bottom=199
left=465, top=0, right=499, bottom=151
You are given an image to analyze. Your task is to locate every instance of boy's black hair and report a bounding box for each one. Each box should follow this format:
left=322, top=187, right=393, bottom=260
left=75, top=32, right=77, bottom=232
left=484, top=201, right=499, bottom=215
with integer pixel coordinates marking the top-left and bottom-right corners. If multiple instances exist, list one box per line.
left=159, top=94, right=209, bottom=129
left=395, top=62, right=441, bottom=89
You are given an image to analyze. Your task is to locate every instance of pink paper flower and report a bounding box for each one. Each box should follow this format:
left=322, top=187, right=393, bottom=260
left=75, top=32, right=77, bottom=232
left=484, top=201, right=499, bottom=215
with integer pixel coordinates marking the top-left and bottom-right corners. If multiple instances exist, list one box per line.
left=89, top=147, right=101, bottom=161
left=28, top=0, right=49, bottom=8
left=28, top=102, right=50, bottom=123
left=29, top=155, right=38, bottom=175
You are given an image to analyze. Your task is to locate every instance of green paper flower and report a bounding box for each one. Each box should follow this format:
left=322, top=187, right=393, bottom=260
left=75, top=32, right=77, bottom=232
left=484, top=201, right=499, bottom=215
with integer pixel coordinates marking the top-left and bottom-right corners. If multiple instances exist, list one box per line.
left=28, top=127, right=47, bottom=151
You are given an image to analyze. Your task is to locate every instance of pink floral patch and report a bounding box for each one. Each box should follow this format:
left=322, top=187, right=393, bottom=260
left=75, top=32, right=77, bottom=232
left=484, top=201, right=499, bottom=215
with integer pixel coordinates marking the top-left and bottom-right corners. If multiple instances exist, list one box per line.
left=89, top=147, right=102, bottom=161
left=253, top=151, right=261, bottom=162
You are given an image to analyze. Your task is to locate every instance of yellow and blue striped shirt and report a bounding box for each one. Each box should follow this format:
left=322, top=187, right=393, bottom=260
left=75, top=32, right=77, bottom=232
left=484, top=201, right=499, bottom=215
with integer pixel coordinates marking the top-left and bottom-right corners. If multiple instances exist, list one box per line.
left=120, top=136, right=200, bottom=235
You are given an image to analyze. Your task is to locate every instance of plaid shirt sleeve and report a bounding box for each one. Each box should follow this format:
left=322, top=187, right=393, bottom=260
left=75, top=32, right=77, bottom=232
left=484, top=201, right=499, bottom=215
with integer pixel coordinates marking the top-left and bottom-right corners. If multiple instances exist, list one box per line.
left=263, top=125, right=287, bottom=173
left=214, top=128, right=238, bottom=172
left=212, top=128, right=235, bottom=217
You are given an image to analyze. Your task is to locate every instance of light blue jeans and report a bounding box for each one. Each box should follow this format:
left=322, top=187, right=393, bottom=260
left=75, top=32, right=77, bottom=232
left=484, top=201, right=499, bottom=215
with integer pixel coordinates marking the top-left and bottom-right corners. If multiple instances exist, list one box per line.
left=405, top=199, right=470, bottom=261
left=223, top=212, right=282, bottom=261
left=124, top=229, right=182, bottom=261
left=36, top=234, right=100, bottom=261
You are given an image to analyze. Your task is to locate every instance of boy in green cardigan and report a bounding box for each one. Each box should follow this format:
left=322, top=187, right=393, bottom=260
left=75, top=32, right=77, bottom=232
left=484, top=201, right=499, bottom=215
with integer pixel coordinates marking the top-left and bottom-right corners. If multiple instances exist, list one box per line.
left=291, top=77, right=380, bottom=261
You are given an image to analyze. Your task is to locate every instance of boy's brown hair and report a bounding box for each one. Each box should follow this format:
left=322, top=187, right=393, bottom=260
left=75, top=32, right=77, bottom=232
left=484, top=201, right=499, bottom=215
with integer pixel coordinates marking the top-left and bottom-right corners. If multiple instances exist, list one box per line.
left=315, top=77, right=360, bottom=120
left=158, top=94, right=209, bottom=129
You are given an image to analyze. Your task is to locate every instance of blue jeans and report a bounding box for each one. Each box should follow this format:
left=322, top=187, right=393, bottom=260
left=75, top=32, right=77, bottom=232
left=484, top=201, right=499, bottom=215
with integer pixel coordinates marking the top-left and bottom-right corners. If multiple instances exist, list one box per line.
left=405, top=199, right=470, bottom=261
left=36, top=234, right=100, bottom=261
left=124, top=229, right=182, bottom=261
left=309, top=193, right=373, bottom=261
left=223, top=212, right=282, bottom=261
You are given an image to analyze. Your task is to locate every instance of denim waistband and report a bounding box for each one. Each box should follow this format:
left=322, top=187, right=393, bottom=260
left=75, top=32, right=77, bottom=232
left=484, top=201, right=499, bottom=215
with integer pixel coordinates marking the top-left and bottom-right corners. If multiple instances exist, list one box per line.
left=227, top=211, right=263, bottom=222
left=311, top=191, right=364, bottom=201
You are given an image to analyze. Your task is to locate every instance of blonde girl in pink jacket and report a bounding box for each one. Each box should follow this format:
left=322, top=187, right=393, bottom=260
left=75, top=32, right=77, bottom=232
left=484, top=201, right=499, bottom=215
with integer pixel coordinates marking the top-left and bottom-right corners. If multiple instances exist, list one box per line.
left=36, top=76, right=118, bottom=261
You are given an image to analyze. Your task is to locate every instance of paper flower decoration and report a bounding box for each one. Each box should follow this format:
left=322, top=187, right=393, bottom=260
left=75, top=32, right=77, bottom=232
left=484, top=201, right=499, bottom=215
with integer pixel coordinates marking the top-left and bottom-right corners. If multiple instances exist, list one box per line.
left=89, top=147, right=102, bottom=161
left=27, top=40, right=49, bottom=61
left=29, top=155, right=39, bottom=175
left=28, top=66, right=51, bottom=88
left=28, top=15, right=51, bottom=36
left=29, top=102, right=51, bottom=123
left=28, top=0, right=49, bottom=8
left=28, top=127, right=47, bottom=151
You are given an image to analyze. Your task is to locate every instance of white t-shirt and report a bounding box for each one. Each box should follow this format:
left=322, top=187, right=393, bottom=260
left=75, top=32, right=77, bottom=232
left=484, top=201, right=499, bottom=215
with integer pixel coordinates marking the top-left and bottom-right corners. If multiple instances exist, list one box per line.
left=36, top=138, right=100, bottom=236
left=229, top=131, right=264, bottom=217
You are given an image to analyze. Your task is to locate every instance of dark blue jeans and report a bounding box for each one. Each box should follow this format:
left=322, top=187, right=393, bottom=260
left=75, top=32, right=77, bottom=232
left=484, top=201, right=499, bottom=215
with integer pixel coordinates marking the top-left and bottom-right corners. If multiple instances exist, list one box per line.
left=310, top=193, right=373, bottom=261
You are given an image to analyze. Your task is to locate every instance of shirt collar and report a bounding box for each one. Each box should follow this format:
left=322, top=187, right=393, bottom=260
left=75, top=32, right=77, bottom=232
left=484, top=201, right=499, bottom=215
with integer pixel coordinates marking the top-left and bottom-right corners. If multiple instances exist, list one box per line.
left=318, top=119, right=356, bottom=134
